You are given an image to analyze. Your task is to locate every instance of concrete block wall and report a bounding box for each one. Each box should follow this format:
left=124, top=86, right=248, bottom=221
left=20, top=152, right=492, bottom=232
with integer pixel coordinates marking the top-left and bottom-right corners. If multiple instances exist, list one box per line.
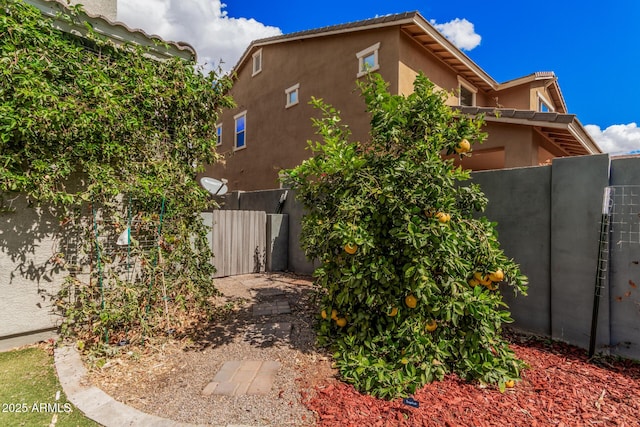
left=472, top=164, right=552, bottom=336
left=608, top=158, right=640, bottom=359
left=4, top=154, right=640, bottom=356
left=221, top=154, right=640, bottom=360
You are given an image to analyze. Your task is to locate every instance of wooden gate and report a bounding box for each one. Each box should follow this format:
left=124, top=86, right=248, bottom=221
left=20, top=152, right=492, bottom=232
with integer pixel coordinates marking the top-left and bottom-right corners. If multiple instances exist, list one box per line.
left=211, top=210, right=266, bottom=277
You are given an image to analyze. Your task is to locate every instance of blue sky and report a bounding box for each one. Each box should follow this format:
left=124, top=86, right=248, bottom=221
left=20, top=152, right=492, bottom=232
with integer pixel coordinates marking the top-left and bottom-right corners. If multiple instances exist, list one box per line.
left=118, top=0, right=640, bottom=153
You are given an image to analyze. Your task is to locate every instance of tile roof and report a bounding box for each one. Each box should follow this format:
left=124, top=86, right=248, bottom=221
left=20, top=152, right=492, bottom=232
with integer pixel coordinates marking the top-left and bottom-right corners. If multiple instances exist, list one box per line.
left=26, top=0, right=196, bottom=60
left=253, top=11, right=419, bottom=45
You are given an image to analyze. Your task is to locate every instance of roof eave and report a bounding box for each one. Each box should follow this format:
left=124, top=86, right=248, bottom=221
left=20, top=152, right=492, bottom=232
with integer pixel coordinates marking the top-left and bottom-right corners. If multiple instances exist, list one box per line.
left=232, top=11, right=499, bottom=91
left=455, top=106, right=603, bottom=155
left=404, top=14, right=498, bottom=91
left=232, top=13, right=419, bottom=76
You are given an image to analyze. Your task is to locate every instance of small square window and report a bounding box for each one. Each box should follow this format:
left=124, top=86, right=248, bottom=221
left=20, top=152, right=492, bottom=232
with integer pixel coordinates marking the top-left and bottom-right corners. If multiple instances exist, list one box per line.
left=356, top=42, right=380, bottom=77
left=215, top=124, right=222, bottom=146
left=285, top=83, right=300, bottom=108
left=234, top=111, right=246, bottom=150
left=252, top=49, right=262, bottom=76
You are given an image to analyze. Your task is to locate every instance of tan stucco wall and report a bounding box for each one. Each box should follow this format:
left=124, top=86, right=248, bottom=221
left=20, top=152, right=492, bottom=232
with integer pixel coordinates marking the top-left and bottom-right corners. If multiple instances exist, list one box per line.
left=492, top=81, right=558, bottom=112
left=206, top=28, right=400, bottom=191
left=397, top=32, right=492, bottom=107
left=205, top=27, right=570, bottom=191
left=0, top=195, right=64, bottom=347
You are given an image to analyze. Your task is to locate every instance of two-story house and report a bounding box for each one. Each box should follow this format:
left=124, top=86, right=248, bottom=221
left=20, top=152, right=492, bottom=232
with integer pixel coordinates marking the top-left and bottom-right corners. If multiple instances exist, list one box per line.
left=205, top=11, right=601, bottom=191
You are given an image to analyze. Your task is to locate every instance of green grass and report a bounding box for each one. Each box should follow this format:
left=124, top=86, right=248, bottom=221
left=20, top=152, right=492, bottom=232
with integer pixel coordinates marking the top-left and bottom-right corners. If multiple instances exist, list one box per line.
left=0, top=346, right=99, bottom=427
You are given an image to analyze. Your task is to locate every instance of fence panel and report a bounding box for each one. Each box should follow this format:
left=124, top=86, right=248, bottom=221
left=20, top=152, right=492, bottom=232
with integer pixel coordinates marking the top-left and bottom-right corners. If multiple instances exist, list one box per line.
left=211, top=210, right=266, bottom=277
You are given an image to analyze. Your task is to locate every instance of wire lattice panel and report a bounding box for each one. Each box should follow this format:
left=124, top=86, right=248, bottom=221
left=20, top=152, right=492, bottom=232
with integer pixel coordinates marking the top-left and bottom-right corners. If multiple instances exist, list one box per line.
left=609, top=185, right=640, bottom=250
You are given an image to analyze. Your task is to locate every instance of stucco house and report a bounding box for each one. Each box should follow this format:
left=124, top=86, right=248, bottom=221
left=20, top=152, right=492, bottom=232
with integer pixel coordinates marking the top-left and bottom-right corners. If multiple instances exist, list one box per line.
left=205, top=11, right=601, bottom=191
left=0, top=0, right=195, bottom=350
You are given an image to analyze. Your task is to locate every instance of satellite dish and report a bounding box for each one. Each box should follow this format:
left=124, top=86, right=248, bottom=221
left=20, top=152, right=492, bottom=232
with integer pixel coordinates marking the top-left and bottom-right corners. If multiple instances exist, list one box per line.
left=200, top=177, right=228, bottom=196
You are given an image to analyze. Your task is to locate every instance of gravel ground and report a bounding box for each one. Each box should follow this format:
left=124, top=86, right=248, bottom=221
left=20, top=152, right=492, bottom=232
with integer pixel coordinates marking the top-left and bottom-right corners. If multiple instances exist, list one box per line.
left=86, top=273, right=336, bottom=426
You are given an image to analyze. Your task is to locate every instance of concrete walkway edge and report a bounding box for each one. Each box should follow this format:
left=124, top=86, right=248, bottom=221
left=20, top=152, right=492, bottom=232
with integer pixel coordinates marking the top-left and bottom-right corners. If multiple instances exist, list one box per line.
left=54, top=345, right=257, bottom=427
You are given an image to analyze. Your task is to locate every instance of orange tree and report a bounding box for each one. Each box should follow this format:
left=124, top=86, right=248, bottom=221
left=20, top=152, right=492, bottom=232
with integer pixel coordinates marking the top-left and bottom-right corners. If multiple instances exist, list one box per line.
left=283, top=73, right=528, bottom=398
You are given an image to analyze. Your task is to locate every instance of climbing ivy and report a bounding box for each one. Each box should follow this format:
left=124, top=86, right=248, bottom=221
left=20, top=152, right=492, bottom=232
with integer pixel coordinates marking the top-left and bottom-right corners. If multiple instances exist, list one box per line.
left=0, top=0, right=234, bottom=351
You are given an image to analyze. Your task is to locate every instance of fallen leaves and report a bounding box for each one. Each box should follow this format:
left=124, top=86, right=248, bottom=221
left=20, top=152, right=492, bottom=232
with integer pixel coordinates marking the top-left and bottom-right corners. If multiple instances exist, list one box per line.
left=303, top=334, right=640, bottom=426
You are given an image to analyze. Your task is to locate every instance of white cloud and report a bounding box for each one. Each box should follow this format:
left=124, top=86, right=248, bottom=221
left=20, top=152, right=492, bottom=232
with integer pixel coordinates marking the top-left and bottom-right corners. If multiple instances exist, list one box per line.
left=117, top=0, right=281, bottom=73
left=430, top=18, right=481, bottom=51
left=585, top=123, right=640, bottom=154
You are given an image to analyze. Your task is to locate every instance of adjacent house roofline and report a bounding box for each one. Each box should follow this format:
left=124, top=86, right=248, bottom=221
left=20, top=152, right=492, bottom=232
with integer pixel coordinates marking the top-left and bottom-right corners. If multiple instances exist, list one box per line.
left=454, top=106, right=602, bottom=156
left=24, top=0, right=197, bottom=61
left=232, top=11, right=498, bottom=91
left=495, top=72, right=568, bottom=113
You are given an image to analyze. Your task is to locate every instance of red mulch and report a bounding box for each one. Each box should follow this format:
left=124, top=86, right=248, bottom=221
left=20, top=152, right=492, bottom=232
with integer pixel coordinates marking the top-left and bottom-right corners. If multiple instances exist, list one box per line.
left=303, top=335, right=640, bottom=426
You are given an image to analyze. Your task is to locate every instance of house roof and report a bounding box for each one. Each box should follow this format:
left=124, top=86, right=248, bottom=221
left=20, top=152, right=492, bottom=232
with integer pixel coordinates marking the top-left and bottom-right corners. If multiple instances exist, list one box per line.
left=25, top=0, right=196, bottom=61
left=234, top=11, right=499, bottom=92
left=235, top=11, right=570, bottom=103
left=454, top=106, right=602, bottom=156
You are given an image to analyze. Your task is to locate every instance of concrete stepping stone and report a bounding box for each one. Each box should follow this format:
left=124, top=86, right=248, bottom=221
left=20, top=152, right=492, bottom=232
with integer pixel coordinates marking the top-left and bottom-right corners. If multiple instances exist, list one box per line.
left=252, top=300, right=290, bottom=316
left=202, top=360, right=281, bottom=396
left=250, top=288, right=286, bottom=299
left=244, top=322, right=292, bottom=345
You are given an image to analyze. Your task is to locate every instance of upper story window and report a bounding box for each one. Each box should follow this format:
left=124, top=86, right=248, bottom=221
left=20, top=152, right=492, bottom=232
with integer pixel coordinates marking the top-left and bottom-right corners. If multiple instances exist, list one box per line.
left=285, top=83, right=300, bottom=108
left=538, top=93, right=554, bottom=112
left=458, top=77, right=477, bottom=107
left=216, top=124, right=222, bottom=146
left=252, top=49, right=262, bottom=76
left=234, top=111, right=246, bottom=150
left=356, top=42, right=380, bottom=77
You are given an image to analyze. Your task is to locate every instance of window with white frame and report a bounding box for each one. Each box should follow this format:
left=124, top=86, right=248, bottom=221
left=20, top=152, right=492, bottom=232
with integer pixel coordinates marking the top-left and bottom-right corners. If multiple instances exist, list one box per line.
left=458, top=77, right=477, bottom=106
left=356, top=42, right=380, bottom=77
left=252, top=49, right=262, bottom=76
left=215, top=124, right=222, bottom=146
left=538, top=93, right=554, bottom=112
left=234, top=111, right=246, bottom=150
left=285, top=83, right=300, bottom=108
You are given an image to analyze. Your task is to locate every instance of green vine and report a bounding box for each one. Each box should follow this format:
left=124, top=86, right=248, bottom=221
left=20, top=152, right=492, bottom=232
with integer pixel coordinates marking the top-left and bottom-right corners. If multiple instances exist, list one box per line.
left=1, top=0, right=234, bottom=352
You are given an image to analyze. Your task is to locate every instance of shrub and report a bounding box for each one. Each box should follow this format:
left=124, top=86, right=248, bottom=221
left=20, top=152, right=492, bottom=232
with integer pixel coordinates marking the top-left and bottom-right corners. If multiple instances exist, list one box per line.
left=284, top=73, right=528, bottom=398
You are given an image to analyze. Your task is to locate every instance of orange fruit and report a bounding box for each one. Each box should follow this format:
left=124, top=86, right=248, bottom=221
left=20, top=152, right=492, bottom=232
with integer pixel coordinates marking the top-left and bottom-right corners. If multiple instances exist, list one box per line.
left=336, top=317, right=347, bottom=327
left=321, top=310, right=328, bottom=319
left=426, top=319, right=437, bottom=332
left=486, top=282, right=499, bottom=291
left=505, top=380, right=515, bottom=388
left=344, top=243, right=357, bottom=254
left=474, top=272, right=492, bottom=286
left=331, top=309, right=338, bottom=320
left=454, top=138, right=471, bottom=154
left=468, top=278, right=480, bottom=287
left=405, top=294, right=418, bottom=309
left=488, top=269, right=504, bottom=282
left=436, top=212, right=450, bottom=223
left=388, top=307, right=398, bottom=317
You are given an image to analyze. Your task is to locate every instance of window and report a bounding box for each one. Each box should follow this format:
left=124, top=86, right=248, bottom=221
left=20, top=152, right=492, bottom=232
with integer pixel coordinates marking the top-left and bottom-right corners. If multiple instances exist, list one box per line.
left=538, top=93, right=553, bottom=112
left=458, top=77, right=477, bottom=106
left=215, top=124, right=222, bottom=146
left=285, top=83, right=300, bottom=108
left=252, top=49, right=262, bottom=76
left=356, top=42, right=380, bottom=77
left=234, top=111, right=246, bottom=150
